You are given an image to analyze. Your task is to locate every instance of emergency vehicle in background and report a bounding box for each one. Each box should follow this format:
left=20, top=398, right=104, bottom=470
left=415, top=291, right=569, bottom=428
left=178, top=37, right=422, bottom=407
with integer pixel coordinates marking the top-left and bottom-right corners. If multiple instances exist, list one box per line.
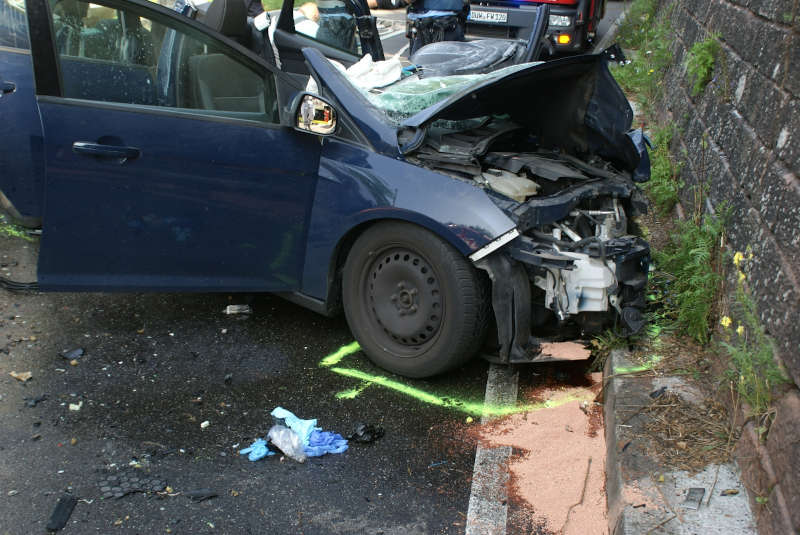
left=467, top=0, right=605, bottom=53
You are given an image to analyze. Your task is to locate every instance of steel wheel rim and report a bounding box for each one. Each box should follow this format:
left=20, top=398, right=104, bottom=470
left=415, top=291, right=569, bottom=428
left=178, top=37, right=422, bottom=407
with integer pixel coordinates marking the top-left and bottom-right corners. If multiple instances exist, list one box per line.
left=364, top=247, right=443, bottom=353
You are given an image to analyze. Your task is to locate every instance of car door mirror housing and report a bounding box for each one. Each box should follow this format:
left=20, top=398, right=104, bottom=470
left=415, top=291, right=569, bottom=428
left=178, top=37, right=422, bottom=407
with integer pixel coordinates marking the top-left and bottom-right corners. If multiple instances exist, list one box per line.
left=293, top=93, right=337, bottom=136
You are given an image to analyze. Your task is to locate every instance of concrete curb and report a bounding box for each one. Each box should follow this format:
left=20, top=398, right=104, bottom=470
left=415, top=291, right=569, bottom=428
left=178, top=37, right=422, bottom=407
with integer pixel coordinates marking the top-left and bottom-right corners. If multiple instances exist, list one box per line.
left=603, top=350, right=757, bottom=534
left=603, top=349, right=628, bottom=535
left=465, top=363, right=519, bottom=535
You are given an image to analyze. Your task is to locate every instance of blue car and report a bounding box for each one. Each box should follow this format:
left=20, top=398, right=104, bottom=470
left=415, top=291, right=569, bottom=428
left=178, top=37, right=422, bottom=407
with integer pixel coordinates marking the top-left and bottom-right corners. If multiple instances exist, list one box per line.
left=1, top=0, right=650, bottom=377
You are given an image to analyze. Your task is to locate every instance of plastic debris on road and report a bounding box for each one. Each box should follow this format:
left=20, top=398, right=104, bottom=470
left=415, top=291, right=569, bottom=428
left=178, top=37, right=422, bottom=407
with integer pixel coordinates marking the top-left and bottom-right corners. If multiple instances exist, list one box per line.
left=223, top=305, right=251, bottom=315
left=305, top=430, right=348, bottom=457
left=239, top=407, right=349, bottom=462
left=682, top=487, right=706, bottom=510
left=9, top=371, right=32, bottom=382
left=60, top=348, right=84, bottom=360
left=98, top=472, right=166, bottom=499
left=271, top=406, right=319, bottom=444
left=46, top=494, right=77, bottom=532
left=183, top=489, right=218, bottom=502
left=347, top=422, right=384, bottom=444
left=268, top=425, right=307, bottom=463
left=272, top=406, right=349, bottom=457
left=24, top=394, right=47, bottom=407
left=239, top=438, right=275, bottom=461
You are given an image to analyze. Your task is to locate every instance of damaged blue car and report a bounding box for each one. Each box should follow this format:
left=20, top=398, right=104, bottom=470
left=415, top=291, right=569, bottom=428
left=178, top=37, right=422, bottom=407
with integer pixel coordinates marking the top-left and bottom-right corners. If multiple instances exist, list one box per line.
left=1, top=0, right=650, bottom=377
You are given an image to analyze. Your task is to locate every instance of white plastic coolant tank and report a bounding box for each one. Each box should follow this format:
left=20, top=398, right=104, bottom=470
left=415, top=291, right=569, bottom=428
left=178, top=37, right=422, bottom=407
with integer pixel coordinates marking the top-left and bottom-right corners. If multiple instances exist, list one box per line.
left=481, top=169, right=539, bottom=202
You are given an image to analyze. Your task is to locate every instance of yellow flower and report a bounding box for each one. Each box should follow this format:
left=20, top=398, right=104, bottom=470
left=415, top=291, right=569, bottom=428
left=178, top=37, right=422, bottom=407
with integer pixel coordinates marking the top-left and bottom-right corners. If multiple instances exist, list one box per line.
left=648, top=69, right=655, bottom=74
left=736, top=325, right=745, bottom=336
left=738, top=271, right=746, bottom=282
left=720, top=316, right=732, bottom=328
left=733, top=251, right=744, bottom=267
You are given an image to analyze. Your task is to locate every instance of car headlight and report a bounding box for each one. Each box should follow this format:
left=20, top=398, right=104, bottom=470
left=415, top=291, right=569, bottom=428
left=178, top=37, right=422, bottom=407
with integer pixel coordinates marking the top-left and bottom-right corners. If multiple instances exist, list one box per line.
left=549, top=15, right=571, bottom=27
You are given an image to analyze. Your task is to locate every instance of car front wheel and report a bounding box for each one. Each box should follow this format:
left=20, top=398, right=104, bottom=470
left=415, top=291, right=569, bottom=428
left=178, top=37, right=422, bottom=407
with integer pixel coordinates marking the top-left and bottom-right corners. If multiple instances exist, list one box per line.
left=342, top=221, right=489, bottom=378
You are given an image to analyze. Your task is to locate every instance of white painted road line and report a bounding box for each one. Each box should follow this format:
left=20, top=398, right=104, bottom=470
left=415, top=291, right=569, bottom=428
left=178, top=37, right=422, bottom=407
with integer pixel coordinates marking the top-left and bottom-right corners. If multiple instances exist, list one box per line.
left=465, top=363, right=519, bottom=535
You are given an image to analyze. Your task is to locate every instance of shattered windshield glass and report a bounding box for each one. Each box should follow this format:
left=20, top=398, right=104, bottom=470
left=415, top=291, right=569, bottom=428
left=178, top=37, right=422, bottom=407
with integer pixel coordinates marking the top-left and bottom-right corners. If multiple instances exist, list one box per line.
left=362, top=62, right=541, bottom=125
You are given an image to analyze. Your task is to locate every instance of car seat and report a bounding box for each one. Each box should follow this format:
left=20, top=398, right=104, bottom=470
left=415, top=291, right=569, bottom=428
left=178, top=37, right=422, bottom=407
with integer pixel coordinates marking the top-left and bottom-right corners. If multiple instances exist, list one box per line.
left=53, top=0, right=88, bottom=56
left=201, top=0, right=276, bottom=64
left=189, top=0, right=270, bottom=113
left=117, top=11, right=155, bottom=65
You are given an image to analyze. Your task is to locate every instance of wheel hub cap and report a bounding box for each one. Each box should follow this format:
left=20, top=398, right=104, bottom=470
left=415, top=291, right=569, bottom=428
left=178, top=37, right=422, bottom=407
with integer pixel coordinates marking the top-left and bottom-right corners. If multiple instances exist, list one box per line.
left=368, top=250, right=442, bottom=346
left=390, top=282, right=418, bottom=316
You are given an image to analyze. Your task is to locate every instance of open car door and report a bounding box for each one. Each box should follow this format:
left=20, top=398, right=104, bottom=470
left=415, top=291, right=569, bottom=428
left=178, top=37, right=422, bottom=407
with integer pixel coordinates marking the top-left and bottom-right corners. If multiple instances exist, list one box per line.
left=26, top=0, right=323, bottom=292
left=273, top=0, right=383, bottom=74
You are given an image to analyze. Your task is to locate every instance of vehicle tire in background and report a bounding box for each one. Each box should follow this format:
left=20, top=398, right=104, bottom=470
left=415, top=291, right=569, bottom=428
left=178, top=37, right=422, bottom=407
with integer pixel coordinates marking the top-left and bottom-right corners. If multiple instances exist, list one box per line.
left=343, top=221, right=489, bottom=378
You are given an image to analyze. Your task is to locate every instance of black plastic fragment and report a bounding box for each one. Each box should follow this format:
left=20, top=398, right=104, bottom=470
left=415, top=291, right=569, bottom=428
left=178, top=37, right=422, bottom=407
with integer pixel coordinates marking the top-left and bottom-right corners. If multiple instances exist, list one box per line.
left=24, top=394, right=47, bottom=407
left=601, top=43, right=627, bottom=64
left=649, top=386, right=667, bottom=399
left=682, top=487, right=705, bottom=510
left=347, top=422, right=384, bottom=444
left=184, top=489, right=218, bottom=502
left=98, top=472, right=166, bottom=499
left=46, top=494, right=77, bottom=532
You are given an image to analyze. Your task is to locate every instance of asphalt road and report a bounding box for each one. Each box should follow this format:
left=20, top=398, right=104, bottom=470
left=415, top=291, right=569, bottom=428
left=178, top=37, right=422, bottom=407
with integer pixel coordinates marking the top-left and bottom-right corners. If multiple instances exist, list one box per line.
left=0, top=6, right=628, bottom=532
left=0, top=229, right=492, bottom=533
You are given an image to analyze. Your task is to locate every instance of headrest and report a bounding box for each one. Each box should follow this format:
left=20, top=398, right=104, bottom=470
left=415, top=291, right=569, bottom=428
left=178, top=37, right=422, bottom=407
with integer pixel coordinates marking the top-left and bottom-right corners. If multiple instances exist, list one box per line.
left=204, top=0, right=250, bottom=44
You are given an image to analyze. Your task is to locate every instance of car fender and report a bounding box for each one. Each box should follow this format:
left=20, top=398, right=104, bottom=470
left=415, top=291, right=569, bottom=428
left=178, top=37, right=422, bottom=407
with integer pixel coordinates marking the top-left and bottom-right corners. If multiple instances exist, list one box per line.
left=299, top=139, right=516, bottom=303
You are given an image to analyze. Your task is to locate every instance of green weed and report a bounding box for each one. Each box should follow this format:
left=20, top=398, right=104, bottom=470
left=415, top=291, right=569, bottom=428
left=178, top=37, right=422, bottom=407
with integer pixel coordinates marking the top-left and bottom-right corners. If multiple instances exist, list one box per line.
left=615, top=0, right=659, bottom=48
left=610, top=0, right=673, bottom=115
left=589, top=329, right=631, bottom=371
left=686, top=33, right=721, bottom=96
left=645, top=124, right=683, bottom=214
left=721, top=266, right=788, bottom=419
left=652, top=213, right=726, bottom=343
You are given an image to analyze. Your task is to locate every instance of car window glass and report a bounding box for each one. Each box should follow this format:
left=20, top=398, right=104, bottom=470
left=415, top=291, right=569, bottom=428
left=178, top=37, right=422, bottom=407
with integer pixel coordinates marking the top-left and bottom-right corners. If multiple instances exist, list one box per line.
left=49, top=0, right=278, bottom=122
left=293, top=0, right=360, bottom=55
left=1, top=0, right=30, bottom=49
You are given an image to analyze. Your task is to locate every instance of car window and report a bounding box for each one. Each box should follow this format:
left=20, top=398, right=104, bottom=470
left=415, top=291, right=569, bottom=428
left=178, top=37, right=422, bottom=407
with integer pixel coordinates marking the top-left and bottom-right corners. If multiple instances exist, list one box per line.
left=0, top=0, right=30, bottom=49
left=49, top=0, right=278, bottom=122
left=293, top=0, right=360, bottom=55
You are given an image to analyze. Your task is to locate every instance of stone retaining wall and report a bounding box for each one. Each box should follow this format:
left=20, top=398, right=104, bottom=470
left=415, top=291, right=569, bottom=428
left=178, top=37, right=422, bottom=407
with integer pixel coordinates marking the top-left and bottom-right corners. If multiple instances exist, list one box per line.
left=653, top=1, right=799, bottom=532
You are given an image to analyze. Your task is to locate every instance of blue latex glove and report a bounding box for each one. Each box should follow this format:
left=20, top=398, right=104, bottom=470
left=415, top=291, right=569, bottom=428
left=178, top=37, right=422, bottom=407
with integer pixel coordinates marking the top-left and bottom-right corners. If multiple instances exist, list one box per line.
left=271, top=407, right=320, bottom=446
left=239, top=438, right=274, bottom=461
left=304, top=430, right=348, bottom=457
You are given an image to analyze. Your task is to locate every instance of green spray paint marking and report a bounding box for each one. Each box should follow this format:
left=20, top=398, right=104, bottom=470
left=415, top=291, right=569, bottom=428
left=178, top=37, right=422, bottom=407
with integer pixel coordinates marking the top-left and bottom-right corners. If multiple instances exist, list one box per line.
left=0, top=215, right=34, bottom=242
left=613, top=353, right=662, bottom=375
left=335, top=381, right=372, bottom=399
left=319, top=341, right=361, bottom=367
left=329, top=366, right=592, bottom=417
left=319, top=342, right=592, bottom=416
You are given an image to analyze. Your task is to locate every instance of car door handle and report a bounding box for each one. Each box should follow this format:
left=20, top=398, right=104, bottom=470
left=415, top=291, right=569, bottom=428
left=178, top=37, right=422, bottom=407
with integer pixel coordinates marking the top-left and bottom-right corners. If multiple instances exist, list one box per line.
left=72, top=142, right=141, bottom=161
left=1, top=81, right=15, bottom=96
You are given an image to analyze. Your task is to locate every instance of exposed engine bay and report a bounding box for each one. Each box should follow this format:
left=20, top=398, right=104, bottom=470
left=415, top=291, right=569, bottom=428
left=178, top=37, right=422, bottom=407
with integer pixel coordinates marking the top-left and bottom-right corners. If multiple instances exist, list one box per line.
left=407, top=117, right=650, bottom=363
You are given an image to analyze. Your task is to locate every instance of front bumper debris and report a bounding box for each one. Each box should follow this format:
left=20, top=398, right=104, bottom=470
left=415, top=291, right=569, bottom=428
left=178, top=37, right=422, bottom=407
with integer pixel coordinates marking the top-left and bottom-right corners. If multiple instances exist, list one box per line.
left=476, top=233, right=650, bottom=364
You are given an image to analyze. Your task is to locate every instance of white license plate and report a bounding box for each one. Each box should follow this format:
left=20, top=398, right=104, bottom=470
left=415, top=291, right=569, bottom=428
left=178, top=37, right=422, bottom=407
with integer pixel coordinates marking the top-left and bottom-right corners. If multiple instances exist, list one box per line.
left=469, top=10, right=508, bottom=23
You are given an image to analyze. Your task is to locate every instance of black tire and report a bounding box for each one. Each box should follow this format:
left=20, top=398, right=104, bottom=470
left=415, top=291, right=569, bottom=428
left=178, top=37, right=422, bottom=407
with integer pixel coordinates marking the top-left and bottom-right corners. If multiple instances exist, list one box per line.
left=342, top=221, right=489, bottom=378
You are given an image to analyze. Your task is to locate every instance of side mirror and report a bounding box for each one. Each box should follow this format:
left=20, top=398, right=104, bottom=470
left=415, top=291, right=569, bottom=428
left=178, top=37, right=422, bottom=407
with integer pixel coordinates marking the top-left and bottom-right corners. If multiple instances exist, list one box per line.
left=293, top=93, right=338, bottom=136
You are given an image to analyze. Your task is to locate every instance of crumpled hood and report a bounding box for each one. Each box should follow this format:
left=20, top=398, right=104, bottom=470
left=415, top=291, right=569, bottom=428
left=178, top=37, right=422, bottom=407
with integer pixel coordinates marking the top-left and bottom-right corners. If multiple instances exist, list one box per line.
left=303, top=48, right=640, bottom=172
left=401, top=54, right=641, bottom=172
